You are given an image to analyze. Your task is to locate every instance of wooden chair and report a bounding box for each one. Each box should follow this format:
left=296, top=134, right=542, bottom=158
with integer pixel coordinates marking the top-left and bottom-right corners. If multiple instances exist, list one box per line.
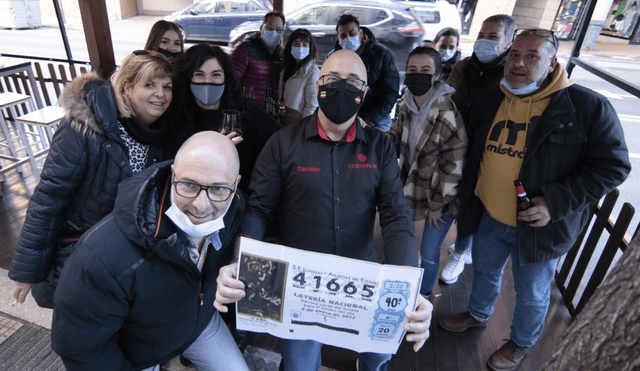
left=556, top=188, right=639, bottom=317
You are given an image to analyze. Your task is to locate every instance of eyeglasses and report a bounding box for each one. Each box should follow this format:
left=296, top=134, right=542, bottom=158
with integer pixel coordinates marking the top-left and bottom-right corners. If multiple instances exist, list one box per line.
left=132, top=49, right=150, bottom=56
left=319, top=75, right=366, bottom=92
left=264, top=25, right=284, bottom=33
left=172, top=180, right=235, bottom=202
left=514, top=29, right=559, bottom=50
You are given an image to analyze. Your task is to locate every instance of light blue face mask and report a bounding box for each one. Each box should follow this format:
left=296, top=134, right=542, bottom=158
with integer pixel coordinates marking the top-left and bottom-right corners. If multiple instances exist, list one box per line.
left=291, top=46, right=310, bottom=61
left=262, top=30, right=282, bottom=47
left=500, top=78, right=539, bottom=96
left=340, top=35, right=361, bottom=52
left=473, top=39, right=501, bottom=64
left=439, top=48, right=456, bottom=62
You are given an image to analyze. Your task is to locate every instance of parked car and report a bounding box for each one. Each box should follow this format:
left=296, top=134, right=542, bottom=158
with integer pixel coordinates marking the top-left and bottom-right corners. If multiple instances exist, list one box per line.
left=228, top=0, right=425, bottom=68
left=395, top=0, right=461, bottom=43
left=165, top=0, right=273, bottom=44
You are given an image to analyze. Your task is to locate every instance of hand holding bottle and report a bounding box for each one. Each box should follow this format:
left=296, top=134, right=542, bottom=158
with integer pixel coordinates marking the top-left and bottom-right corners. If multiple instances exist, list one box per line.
left=517, top=196, right=550, bottom=227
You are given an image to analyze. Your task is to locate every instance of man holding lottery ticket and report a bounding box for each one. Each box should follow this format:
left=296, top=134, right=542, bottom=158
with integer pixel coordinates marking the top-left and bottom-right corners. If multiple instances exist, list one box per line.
left=215, top=49, right=433, bottom=371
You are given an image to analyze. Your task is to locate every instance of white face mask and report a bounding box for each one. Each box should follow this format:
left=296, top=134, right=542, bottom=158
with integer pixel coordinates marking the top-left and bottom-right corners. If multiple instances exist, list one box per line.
left=340, top=35, right=361, bottom=52
left=165, top=191, right=229, bottom=238
left=439, top=48, right=456, bottom=62
left=500, top=78, right=539, bottom=96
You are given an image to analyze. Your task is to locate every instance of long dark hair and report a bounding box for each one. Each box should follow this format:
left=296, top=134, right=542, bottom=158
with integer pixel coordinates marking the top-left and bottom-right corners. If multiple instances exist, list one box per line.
left=433, top=27, right=460, bottom=46
left=282, top=29, right=318, bottom=84
left=177, top=44, right=245, bottom=113
left=163, top=44, right=248, bottom=156
left=144, top=20, right=185, bottom=53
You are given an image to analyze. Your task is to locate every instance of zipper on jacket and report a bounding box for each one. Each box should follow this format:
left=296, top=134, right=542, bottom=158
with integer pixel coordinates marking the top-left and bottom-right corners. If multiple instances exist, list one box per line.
left=67, top=220, right=82, bottom=231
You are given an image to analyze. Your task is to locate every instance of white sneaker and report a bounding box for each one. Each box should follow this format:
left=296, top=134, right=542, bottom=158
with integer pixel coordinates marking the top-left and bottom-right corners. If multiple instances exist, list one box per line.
left=440, top=250, right=466, bottom=284
left=464, top=249, right=472, bottom=265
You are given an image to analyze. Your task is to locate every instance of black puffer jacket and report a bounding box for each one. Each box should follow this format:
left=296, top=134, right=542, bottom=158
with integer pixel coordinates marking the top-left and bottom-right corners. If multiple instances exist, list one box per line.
left=51, top=162, right=245, bottom=370
left=332, top=27, right=400, bottom=126
left=8, top=73, right=163, bottom=284
left=446, top=51, right=508, bottom=122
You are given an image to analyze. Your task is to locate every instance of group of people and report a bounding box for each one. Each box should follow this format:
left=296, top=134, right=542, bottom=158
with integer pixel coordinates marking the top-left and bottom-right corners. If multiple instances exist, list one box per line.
left=6, top=9, right=631, bottom=371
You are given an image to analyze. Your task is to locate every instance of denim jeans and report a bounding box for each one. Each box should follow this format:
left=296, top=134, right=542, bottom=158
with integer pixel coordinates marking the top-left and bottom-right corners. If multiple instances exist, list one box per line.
left=420, top=214, right=454, bottom=294
left=141, top=311, right=249, bottom=371
left=279, top=339, right=392, bottom=371
left=371, top=116, right=392, bottom=132
left=453, top=234, right=473, bottom=255
left=468, top=209, right=559, bottom=348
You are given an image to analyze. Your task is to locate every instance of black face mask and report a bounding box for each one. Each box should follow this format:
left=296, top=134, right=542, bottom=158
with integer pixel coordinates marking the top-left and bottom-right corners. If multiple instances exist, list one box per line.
left=317, top=81, right=364, bottom=124
left=404, top=73, right=433, bottom=97
left=157, top=48, right=181, bottom=59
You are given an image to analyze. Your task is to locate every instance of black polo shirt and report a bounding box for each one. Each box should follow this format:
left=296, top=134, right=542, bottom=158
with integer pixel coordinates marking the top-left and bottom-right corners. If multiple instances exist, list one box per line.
left=241, top=111, right=418, bottom=267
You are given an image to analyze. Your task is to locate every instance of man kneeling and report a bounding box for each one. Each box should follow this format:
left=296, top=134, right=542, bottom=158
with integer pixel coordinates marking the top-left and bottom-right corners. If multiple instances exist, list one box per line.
left=51, top=131, right=249, bottom=371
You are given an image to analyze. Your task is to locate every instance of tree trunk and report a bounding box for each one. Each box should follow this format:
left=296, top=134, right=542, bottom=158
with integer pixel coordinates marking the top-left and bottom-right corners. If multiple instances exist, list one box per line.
left=543, top=234, right=640, bottom=370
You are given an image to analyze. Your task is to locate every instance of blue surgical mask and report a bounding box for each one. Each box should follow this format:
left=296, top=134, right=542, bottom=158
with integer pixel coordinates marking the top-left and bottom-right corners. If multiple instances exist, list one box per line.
left=340, top=35, right=361, bottom=52
left=473, top=39, right=501, bottom=64
left=190, top=82, right=225, bottom=107
left=439, top=48, right=456, bottom=62
left=291, top=46, right=310, bottom=61
left=500, top=78, right=539, bottom=96
left=262, top=30, right=281, bottom=47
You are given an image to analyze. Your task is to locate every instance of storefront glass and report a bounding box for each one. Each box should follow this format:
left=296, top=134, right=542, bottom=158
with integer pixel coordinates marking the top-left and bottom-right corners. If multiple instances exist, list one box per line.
left=602, top=0, right=639, bottom=40
left=552, top=0, right=585, bottom=40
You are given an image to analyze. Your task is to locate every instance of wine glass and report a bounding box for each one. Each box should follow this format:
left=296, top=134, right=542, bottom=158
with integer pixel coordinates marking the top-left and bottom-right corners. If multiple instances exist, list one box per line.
left=222, top=109, right=242, bottom=137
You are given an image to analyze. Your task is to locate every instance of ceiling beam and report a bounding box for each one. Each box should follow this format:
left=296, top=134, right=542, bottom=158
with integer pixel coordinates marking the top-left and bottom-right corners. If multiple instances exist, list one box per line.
left=78, top=0, right=116, bottom=78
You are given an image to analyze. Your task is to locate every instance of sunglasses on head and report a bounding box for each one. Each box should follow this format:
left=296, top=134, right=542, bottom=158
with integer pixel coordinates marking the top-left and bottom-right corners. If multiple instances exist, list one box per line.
left=514, top=29, right=559, bottom=50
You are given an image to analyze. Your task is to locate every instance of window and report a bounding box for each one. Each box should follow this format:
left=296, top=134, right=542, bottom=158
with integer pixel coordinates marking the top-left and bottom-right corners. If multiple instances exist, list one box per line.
left=217, top=1, right=247, bottom=13
left=290, top=6, right=331, bottom=26
left=189, top=1, right=217, bottom=14
left=415, top=9, right=441, bottom=24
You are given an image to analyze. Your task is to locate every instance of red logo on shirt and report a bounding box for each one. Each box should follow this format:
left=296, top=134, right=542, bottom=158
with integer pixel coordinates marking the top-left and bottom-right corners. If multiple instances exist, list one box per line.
left=297, top=166, right=321, bottom=172
left=349, top=154, right=377, bottom=169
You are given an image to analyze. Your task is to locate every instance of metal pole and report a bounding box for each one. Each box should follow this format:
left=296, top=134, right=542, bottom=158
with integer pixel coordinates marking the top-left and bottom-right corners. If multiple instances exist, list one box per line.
left=52, top=0, right=74, bottom=66
left=566, top=0, right=598, bottom=77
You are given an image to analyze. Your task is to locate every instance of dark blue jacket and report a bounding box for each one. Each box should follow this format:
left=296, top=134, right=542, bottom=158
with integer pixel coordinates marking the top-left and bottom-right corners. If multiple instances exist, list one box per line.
left=457, top=84, right=631, bottom=265
left=51, top=161, right=245, bottom=370
left=333, top=27, right=400, bottom=126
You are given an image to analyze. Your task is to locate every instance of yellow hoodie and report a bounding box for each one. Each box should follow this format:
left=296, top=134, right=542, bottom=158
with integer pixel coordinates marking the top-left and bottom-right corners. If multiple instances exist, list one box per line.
left=475, top=64, right=573, bottom=227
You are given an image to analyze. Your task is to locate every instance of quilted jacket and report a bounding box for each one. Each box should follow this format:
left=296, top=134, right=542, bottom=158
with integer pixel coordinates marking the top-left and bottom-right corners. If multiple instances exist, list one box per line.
left=231, top=32, right=282, bottom=105
left=8, top=73, right=163, bottom=284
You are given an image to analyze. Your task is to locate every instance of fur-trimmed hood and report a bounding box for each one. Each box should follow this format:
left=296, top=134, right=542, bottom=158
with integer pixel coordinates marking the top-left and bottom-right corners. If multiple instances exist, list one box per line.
left=58, top=72, right=121, bottom=138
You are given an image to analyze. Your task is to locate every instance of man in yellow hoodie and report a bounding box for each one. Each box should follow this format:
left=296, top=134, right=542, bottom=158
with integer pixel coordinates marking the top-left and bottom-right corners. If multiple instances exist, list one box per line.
left=439, top=29, right=631, bottom=371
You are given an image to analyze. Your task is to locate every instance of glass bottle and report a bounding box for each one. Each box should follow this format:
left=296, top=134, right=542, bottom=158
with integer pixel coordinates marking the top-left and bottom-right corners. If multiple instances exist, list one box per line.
left=514, top=180, right=532, bottom=211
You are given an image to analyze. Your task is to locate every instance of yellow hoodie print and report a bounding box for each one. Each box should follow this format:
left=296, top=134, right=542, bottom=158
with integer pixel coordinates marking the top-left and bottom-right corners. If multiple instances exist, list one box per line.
left=474, top=65, right=573, bottom=227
